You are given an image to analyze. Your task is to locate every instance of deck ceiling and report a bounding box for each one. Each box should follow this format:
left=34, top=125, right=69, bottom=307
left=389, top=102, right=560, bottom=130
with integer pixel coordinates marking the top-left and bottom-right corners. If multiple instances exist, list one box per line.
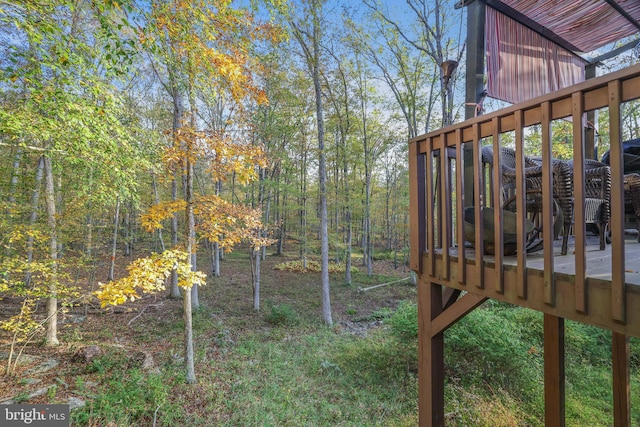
left=485, top=0, right=640, bottom=54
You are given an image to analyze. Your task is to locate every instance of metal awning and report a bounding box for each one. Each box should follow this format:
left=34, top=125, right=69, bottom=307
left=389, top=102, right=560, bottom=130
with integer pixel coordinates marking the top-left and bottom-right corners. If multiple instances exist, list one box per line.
left=484, top=0, right=640, bottom=55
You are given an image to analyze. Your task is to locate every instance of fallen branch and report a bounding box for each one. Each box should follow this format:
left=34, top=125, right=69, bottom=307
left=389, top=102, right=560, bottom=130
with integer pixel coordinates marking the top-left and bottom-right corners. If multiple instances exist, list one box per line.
left=357, top=277, right=412, bottom=293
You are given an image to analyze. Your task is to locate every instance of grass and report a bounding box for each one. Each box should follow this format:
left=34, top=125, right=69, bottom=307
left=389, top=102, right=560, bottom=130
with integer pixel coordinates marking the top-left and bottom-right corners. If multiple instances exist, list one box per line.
left=63, top=254, right=420, bottom=426
left=7, top=251, right=640, bottom=425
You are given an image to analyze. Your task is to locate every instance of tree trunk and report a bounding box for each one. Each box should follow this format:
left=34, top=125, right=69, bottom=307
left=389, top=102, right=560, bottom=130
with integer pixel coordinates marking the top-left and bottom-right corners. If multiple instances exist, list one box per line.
left=184, top=157, right=196, bottom=383
left=211, top=241, right=220, bottom=277
left=43, top=156, right=59, bottom=346
left=253, top=248, right=261, bottom=311
left=183, top=276, right=196, bottom=384
left=152, top=172, right=165, bottom=252
left=169, top=80, right=183, bottom=298
left=310, top=4, right=332, bottom=326
left=211, top=180, right=221, bottom=276
left=123, top=207, right=131, bottom=257
left=108, top=196, right=120, bottom=282
left=169, top=177, right=181, bottom=298
left=25, top=156, right=44, bottom=287
left=358, top=57, right=373, bottom=277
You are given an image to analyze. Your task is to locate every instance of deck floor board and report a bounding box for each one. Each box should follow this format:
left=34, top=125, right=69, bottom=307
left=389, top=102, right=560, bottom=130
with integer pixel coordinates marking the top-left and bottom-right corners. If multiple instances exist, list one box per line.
left=457, top=231, right=640, bottom=286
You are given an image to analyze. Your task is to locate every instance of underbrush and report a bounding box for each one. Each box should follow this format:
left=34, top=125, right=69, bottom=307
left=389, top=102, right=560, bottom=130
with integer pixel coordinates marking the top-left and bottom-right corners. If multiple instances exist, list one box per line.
left=25, top=253, right=640, bottom=426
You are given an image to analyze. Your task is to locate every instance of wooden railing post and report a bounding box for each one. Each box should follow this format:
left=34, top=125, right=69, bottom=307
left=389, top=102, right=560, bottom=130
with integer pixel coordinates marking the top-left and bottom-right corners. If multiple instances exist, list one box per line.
left=409, top=140, right=425, bottom=274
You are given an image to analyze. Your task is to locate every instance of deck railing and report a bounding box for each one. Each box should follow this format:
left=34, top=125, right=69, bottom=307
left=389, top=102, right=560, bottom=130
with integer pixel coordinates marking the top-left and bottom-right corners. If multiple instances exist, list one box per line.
left=409, top=63, right=640, bottom=336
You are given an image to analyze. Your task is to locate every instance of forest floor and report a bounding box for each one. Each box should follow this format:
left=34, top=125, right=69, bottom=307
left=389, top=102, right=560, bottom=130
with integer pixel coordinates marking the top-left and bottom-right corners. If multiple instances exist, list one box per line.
left=0, top=249, right=419, bottom=426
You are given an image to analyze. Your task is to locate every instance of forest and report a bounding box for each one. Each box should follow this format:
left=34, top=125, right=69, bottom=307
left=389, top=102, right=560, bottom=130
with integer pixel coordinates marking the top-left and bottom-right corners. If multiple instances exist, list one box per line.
left=2, top=1, right=640, bottom=425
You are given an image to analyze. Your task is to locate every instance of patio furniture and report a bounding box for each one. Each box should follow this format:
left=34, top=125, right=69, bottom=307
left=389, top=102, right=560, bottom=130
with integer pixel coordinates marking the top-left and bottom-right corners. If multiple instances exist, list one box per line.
left=624, top=173, right=640, bottom=242
left=601, top=138, right=640, bottom=240
left=480, top=146, right=572, bottom=254
left=463, top=206, right=535, bottom=255
left=601, top=137, right=640, bottom=173
left=566, top=159, right=611, bottom=250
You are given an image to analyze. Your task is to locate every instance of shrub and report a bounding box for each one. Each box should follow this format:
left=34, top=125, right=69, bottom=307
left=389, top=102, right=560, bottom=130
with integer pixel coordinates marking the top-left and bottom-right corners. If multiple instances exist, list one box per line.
left=387, top=301, right=418, bottom=344
left=273, top=259, right=358, bottom=273
left=264, top=303, right=299, bottom=326
left=445, top=306, right=543, bottom=406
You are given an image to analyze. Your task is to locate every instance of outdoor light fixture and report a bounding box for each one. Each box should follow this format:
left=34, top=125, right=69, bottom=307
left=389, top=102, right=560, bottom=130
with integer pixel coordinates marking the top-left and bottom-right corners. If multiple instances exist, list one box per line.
left=441, top=59, right=458, bottom=87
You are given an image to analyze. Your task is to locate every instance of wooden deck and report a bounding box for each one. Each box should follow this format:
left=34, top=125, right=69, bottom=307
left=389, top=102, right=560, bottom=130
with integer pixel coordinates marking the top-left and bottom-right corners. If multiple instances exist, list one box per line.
left=410, top=63, right=640, bottom=338
left=467, top=232, right=640, bottom=286
left=422, top=232, right=640, bottom=338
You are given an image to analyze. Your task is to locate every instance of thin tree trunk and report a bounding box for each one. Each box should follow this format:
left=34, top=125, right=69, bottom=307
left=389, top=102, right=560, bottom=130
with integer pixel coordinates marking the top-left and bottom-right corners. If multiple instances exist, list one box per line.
left=7, top=148, right=21, bottom=212
left=299, top=147, right=307, bottom=268
left=108, top=197, right=120, bottom=282
left=184, top=156, right=196, bottom=383
left=359, top=60, right=373, bottom=277
left=25, top=156, right=44, bottom=287
left=43, top=156, right=59, bottom=346
left=310, top=6, right=332, bottom=326
left=152, top=172, right=165, bottom=252
left=184, top=276, right=196, bottom=384
left=123, top=208, right=131, bottom=257
left=169, top=177, right=181, bottom=298
left=253, top=248, right=261, bottom=311
left=211, top=180, right=221, bottom=276
left=169, top=81, right=183, bottom=298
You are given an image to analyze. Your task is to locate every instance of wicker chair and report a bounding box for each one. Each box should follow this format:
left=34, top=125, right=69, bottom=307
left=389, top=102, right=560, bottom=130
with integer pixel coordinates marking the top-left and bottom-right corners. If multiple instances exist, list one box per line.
left=624, top=173, right=640, bottom=242
left=481, top=146, right=573, bottom=254
left=566, top=158, right=611, bottom=250
left=601, top=138, right=640, bottom=241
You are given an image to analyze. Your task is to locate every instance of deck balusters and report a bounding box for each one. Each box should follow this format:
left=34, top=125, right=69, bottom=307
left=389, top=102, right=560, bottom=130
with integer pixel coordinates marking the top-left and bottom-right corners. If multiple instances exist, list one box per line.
left=472, top=122, right=485, bottom=289
left=572, top=92, right=588, bottom=313
left=514, top=109, right=528, bottom=299
left=541, top=101, right=556, bottom=306
left=455, top=129, right=466, bottom=285
left=609, top=80, right=626, bottom=322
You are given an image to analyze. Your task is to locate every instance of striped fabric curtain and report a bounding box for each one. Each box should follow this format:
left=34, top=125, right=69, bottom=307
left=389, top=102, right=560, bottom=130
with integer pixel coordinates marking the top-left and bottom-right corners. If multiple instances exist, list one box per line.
left=485, top=6, right=587, bottom=105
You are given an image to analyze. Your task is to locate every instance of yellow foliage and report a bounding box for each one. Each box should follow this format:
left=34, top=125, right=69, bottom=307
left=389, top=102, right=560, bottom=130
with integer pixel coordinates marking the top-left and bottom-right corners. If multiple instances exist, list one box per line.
left=195, top=195, right=275, bottom=250
left=94, top=249, right=206, bottom=308
left=0, top=302, right=41, bottom=338
left=141, top=200, right=187, bottom=232
left=273, top=260, right=357, bottom=274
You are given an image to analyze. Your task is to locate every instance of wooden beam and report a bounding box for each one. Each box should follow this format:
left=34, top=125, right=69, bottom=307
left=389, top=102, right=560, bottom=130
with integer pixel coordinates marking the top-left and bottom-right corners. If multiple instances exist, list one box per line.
left=418, top=282, right=444, bottom=427
left=612, top=332, right=631, bottom=427
left=491, top=117, right=504, bottom=293
left=465, top=0, right=486, bottom=120
left=541, top=102, right=555, bottom=306
left=472, top=124, right=484, bottom=289
left=442, top=287, right=461, bottom=310
left=427, top=140, right=436, bottom=277
left=572, top=91, right=587, bottom=314
left=432, top=292, right=487, bottom=336
left=409, top=141, right=425, bottom=273
left=485, top=0, right=583, bottom=53
left=603, top=0, right=640, bottom=32
left=514, top=109, right=527, bottom=299
left=544, top=314, right=565, bottom=427
left=455, top=129, right=467, bottom=285
left=609, top=80, right=626, bottom=323
left=463, top=0, right=485, bottom=212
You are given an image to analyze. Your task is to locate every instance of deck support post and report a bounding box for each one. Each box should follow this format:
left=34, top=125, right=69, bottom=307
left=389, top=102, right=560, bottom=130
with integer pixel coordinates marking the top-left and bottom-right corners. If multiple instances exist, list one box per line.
left=418, top=277, right=487, bottom=426
left=418, top=280, right=444, bottom=427
left=463, top=0, right=486, bottom=208
left=612, top=332, right=631, bottom=427
left=544, top=313, right=565, bottom=427
left=585, top=63, right=598, bottom=160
